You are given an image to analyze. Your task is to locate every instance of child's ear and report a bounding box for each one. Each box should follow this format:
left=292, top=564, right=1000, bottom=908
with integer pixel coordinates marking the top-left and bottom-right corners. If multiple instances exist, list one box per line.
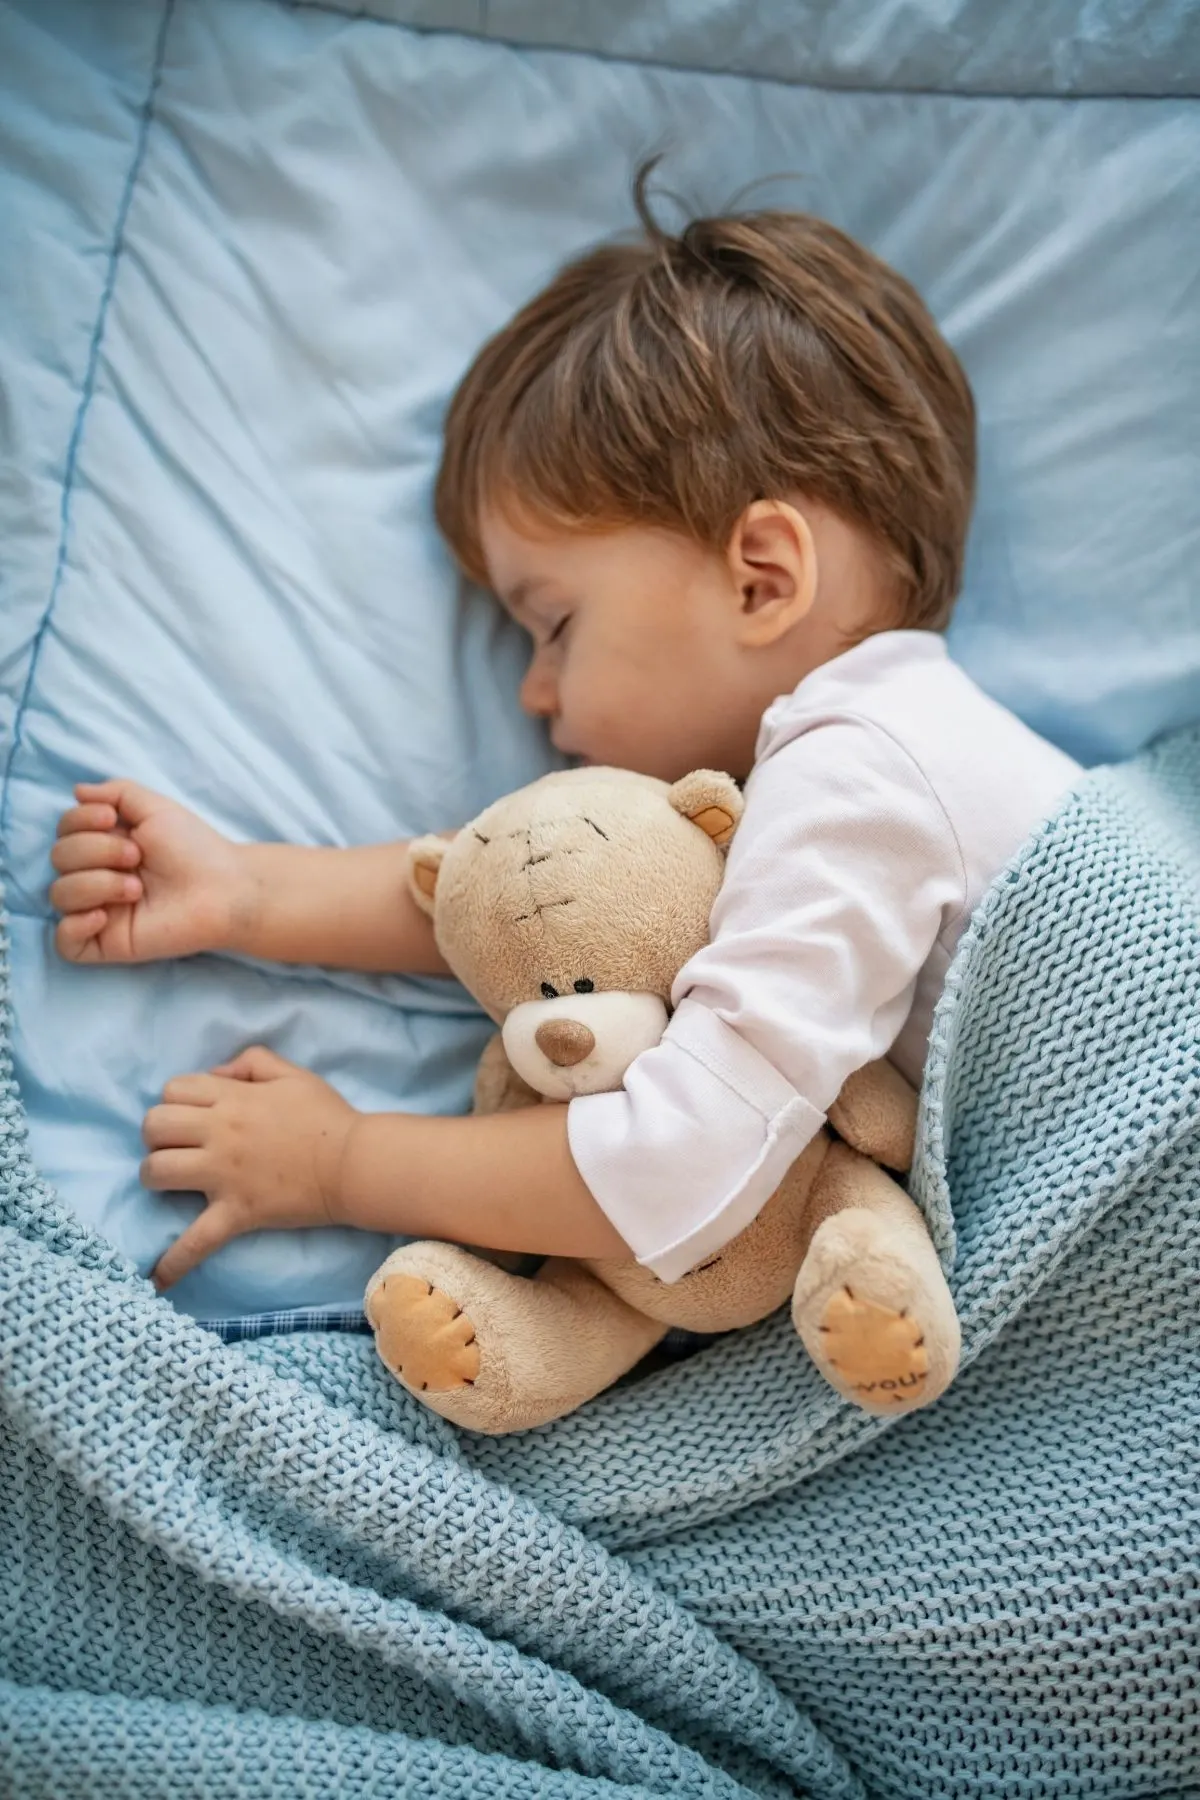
left=727, top=500, right=817, bottom=645
left=667, top=771, right=744, bottom=850
left=406, top=835, right=452, bottom=915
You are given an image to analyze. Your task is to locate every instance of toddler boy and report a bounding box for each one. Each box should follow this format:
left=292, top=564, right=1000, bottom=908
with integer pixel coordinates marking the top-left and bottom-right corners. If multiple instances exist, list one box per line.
left=50, top=196, right=1079, bottom=1299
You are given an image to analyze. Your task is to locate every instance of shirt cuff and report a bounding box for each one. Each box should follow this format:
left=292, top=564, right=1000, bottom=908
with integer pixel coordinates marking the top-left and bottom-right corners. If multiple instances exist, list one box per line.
left=567, top=999, right=825, bottom=1284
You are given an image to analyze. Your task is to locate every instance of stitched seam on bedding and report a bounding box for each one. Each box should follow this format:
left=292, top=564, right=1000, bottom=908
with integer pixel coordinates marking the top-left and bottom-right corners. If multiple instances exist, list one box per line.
left=0, top=0, right=176, bottom=859
left=281, top=1, right=1193, bottom=102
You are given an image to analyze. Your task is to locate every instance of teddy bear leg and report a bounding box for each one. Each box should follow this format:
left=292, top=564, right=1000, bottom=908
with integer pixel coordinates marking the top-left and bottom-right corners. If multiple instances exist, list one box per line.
left=365, top=1242, right=668, bottom=1435
left=792, top=1141, right=960, bottom=1415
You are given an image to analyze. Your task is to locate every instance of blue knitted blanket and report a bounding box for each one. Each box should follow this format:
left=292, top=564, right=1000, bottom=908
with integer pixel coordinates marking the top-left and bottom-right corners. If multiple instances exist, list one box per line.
left=1, top=729, right=1197, bottom=1799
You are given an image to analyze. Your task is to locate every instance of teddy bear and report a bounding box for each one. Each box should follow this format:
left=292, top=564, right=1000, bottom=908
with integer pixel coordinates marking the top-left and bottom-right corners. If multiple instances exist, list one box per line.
left=364, top=765, right=961, bottom=1435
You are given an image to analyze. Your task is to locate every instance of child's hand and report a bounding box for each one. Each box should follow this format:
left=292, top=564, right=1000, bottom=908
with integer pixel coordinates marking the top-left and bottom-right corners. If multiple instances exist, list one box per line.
left=50, top=779, right=250, bottom=965
left=143, top=1045, right=357, bottom=1291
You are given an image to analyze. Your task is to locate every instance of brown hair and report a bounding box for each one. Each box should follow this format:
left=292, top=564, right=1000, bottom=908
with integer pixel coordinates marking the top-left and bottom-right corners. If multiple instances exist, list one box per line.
left=436, top=177, right=976, bottom=630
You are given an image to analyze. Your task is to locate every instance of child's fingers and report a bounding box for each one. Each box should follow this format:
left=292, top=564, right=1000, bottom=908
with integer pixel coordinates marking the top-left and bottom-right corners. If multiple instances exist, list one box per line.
left=150, top=1201, right=241, bottom=1292
left=74, top=779, right=163, bottom=828
left=142, top=1104, right=210, bottom=1151
left=139, top=1147, right=205, bottom=1194
left=210, top=1045, right=296, bottom=1082
left=49, top=869, right=143, bottom=914
left=57, top=802, right=119, bottom=837
left=161, top=1074, right=221, bottom=1107
left=50, top=831, right=141, bottom=876
left=54, top=911, right=109, bottom=961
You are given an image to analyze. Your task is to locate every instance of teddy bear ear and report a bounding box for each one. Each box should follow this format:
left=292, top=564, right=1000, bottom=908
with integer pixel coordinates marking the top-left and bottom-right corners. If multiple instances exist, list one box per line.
left=667, top=770, right=744, bottom=850
left=406, top=834, right=452, bottom=916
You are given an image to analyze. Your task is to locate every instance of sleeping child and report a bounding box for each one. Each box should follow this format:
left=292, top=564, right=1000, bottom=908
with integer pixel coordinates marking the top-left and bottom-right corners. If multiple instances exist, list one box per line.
left=48, top=182, right=1080, bottom=1369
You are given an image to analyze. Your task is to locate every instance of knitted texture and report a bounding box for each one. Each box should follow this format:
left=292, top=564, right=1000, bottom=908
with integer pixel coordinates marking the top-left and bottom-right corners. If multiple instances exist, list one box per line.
left=1, top=729, right=1198, bottom=1798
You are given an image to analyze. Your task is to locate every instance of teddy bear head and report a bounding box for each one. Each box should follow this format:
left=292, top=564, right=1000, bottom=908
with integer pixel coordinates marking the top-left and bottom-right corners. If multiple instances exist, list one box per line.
left=406, top=766, right=743, bottom=1099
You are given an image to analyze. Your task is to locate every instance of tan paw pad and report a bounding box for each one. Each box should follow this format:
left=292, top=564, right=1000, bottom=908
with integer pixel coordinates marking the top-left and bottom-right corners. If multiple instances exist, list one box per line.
left=369, top=1274, right=481, bottom=1392
left=817, top=1286, right=928, bottom=1405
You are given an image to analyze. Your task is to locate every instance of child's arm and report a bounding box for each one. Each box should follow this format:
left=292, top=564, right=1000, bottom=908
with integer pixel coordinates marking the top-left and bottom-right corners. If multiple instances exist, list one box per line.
left=231, top=839, right=449, bottom=973
left=143, top=1045, right=627, bottom=1290
left=50, top=779, right=450, bottom=975
left=332, top=1101, right=627, bottom=1254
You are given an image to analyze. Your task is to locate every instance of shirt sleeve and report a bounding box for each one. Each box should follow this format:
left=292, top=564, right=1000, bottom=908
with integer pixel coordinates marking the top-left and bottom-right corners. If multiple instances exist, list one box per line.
left=567, top=717, right=967, bottom=1283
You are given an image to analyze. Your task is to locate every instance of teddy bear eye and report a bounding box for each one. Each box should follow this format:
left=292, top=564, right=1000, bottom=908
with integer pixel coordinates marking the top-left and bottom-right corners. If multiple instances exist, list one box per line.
left=541, top=982, right=559, bottom=999
left=573, top=979, right=594, bottom=994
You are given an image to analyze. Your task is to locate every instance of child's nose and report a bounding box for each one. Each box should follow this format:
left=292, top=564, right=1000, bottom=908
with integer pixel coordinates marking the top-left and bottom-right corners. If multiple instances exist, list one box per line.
left=520, top=658, right=557, bottom=720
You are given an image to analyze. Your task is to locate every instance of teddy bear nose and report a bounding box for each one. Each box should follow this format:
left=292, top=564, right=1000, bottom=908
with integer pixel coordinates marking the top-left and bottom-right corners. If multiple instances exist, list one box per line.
left=534, top=1019, right=596, bottom=1067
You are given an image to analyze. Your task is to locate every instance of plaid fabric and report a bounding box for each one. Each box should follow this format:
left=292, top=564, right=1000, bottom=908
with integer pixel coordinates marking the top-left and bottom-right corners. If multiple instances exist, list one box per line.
left=199, top=1305, right=710, bottom=1362
left=198, top=1306, right=374, bottom=1342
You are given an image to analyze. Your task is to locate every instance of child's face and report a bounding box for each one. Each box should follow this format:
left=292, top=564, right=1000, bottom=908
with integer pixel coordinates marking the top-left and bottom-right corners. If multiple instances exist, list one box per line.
left=480, top=510, right=769, bottom=783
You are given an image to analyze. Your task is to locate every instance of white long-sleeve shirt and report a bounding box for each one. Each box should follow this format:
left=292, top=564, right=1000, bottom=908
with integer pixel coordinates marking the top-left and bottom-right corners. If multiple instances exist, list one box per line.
left=567, top=631, right=1081, bottom=1283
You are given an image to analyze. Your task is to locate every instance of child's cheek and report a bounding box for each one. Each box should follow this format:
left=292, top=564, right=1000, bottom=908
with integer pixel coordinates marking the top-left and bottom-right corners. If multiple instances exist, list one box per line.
left=565, top=676, right=617, bottom=755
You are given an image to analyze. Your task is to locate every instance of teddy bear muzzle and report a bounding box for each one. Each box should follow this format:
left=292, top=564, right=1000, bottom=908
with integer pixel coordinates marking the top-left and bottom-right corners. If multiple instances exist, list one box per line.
left=502, top=991, right=669, bottom=1099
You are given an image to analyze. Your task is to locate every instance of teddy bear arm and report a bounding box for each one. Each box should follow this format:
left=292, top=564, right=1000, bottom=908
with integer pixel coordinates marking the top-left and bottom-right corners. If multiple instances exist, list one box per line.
left=473, top=1031, right=545, bottom=1115
left=826, top=1059, right=918, bottom=1173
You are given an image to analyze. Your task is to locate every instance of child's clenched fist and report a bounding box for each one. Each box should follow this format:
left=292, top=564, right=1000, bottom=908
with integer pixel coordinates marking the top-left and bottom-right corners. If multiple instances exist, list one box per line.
left=50, top=779, right=252, bottom=965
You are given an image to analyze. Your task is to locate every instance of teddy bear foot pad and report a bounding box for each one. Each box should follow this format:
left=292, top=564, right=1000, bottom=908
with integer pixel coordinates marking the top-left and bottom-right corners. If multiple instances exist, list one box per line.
left=367, top=1271, right=481, bottom=1393
left=792, top=1206, right=960, bottom=1415
left=815, top=1286, right=929, bottom=1407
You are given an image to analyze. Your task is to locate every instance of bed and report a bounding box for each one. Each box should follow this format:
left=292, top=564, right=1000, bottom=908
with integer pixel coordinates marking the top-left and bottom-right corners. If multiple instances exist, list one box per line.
left=1, top=2, right=1197, bottom=1793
